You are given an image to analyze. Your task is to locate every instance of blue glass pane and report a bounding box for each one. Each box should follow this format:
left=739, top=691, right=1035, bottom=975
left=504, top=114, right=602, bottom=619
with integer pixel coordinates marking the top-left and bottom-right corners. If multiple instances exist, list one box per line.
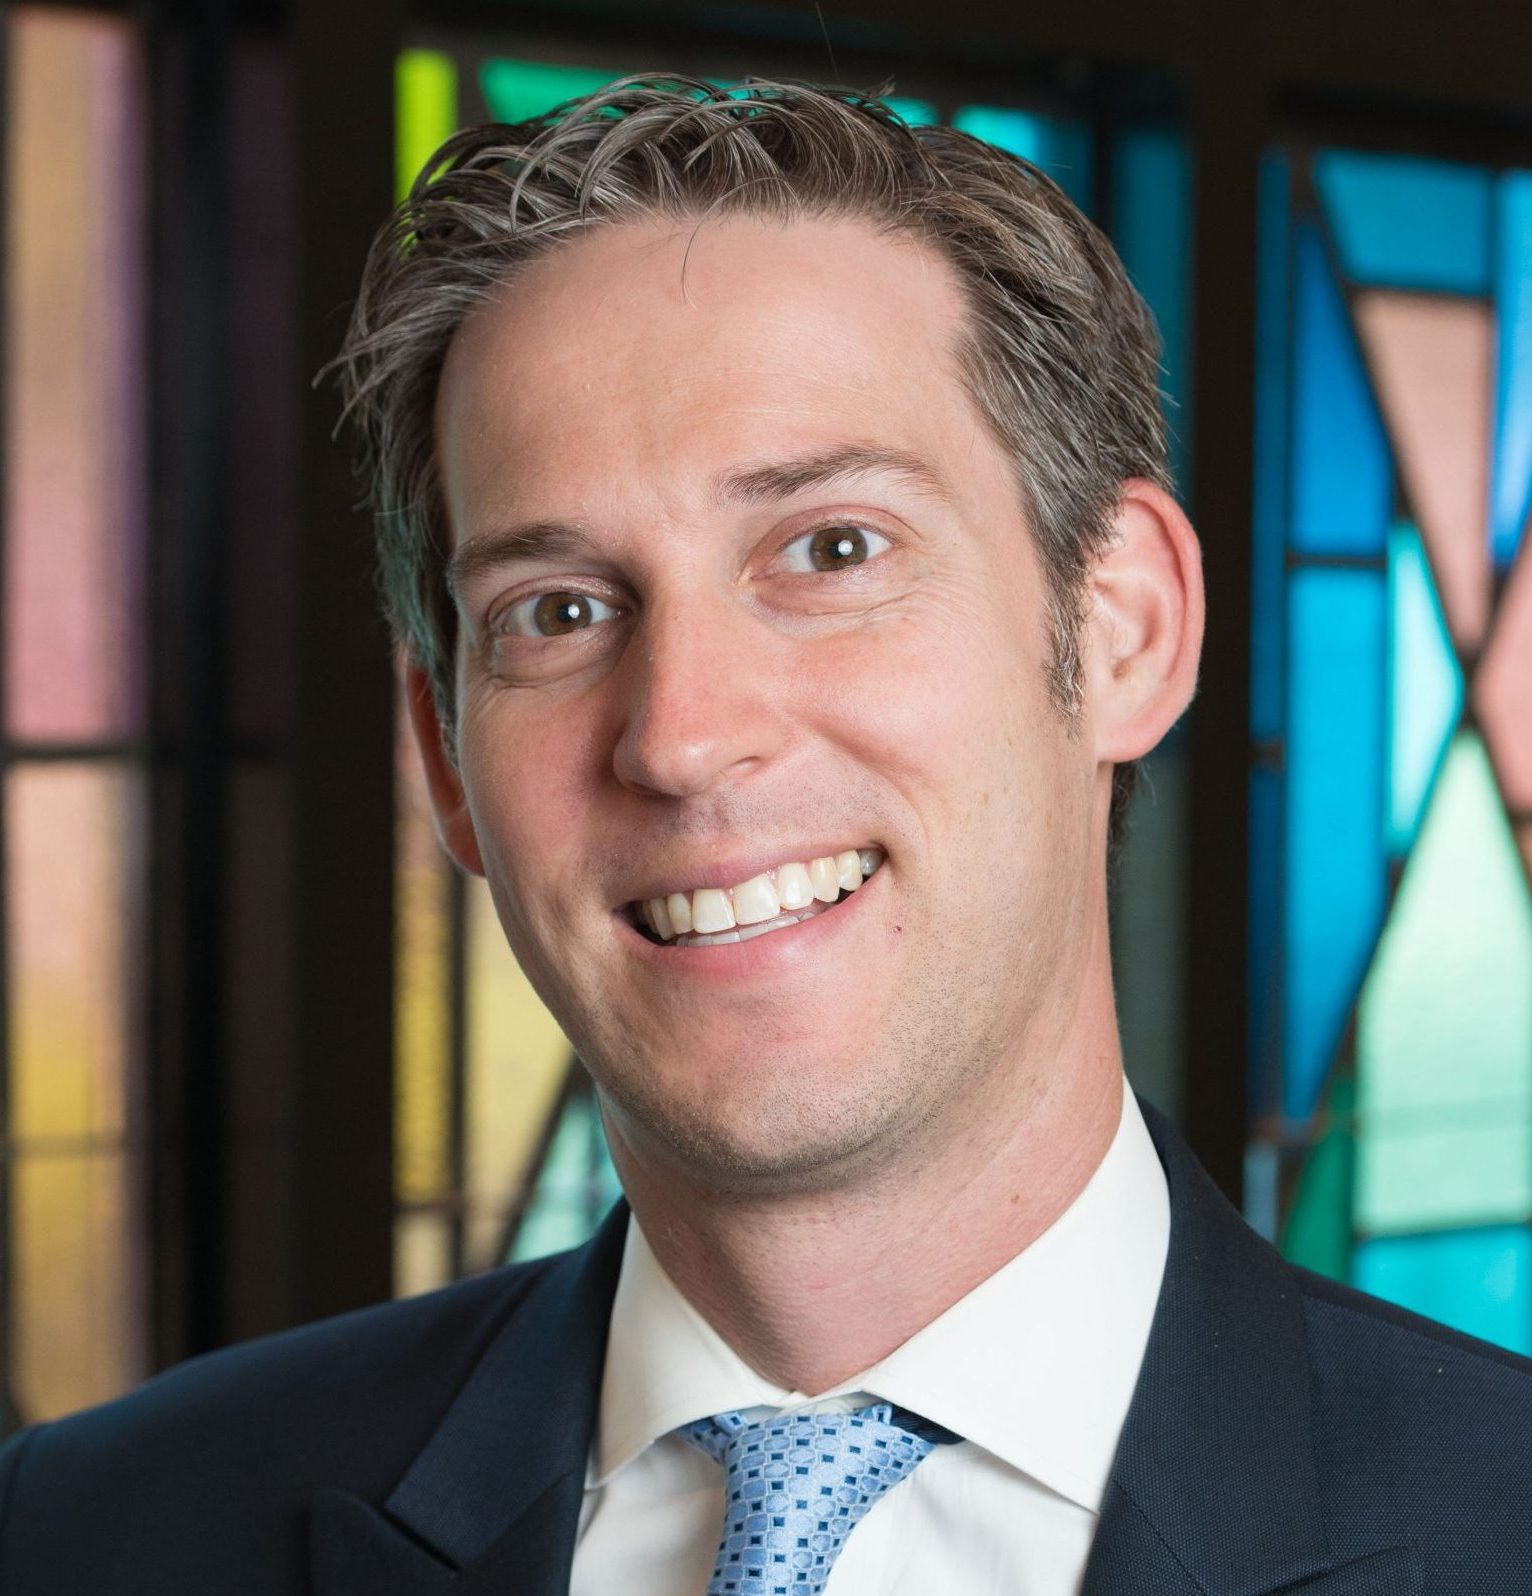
left=1315, top=151, right=1492, bottom=295
left=1493, top=172, right=1532, bottom=569
left=1251, top=151, right=1290, bottom=743
left=1114, top=129, right=1190, bottom=486
left=1290, top=224, right=1391, bottom=556
left=1355, top=1227, right=1531, bottom=1355
left=952, top=106, right=1094, bottom=210
left=1386, top=524, right=1464, bottom=854
left=1284, top=568, right=1386, bottom=1120
left=1247, top=762, right=1283, bottom=1118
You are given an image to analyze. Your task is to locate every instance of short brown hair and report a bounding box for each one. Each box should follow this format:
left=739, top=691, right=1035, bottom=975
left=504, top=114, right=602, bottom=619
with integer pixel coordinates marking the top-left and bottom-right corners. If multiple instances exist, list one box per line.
left=333, top=75, right=1171, bottom=830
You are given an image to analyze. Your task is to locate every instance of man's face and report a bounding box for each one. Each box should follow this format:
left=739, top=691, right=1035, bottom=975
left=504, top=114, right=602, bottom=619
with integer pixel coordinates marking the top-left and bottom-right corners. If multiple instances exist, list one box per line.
left=431, top=215, right=1105, bottom=1193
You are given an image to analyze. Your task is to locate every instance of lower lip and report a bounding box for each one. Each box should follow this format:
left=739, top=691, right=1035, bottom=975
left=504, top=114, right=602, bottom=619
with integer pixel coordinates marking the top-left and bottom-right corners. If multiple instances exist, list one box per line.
left=614, top=868, right=883, bottom=981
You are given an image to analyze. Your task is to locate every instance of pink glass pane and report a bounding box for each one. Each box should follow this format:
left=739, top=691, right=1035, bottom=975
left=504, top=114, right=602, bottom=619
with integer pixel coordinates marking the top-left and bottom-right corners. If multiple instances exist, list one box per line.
left=1354, top=292, right=1492, bottom=652
left=3, top=9, right=148, bottom=741
left=1476, top=542, right=1532, bottom=813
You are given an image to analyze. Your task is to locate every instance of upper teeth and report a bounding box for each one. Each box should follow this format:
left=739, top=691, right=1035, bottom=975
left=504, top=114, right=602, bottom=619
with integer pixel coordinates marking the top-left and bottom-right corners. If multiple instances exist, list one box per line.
left=638, top=849, right=883, bottom=941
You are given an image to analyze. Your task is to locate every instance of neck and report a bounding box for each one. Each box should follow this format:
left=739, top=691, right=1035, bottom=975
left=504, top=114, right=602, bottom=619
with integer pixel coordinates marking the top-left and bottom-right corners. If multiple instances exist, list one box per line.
left=610, top=960, right=1126, bottom=1396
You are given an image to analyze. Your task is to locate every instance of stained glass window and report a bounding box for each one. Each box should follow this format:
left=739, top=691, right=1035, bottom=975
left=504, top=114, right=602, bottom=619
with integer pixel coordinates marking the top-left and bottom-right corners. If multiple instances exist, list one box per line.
left=1253, top=147, right=1532, bottom=1352
left=391, top=47, right=1189, bottom=1281
left=2, top=5, right=151, bottom=1425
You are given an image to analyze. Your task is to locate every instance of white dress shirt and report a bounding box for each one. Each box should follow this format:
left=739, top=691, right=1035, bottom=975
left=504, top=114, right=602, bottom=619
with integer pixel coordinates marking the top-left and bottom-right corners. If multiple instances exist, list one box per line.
left=571, top=1083, right=1170, bottom=1596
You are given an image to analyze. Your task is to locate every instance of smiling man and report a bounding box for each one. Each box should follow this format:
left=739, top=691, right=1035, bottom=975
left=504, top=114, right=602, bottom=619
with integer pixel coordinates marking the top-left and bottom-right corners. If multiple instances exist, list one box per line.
left=2, top=76, right=1531, bottom=1596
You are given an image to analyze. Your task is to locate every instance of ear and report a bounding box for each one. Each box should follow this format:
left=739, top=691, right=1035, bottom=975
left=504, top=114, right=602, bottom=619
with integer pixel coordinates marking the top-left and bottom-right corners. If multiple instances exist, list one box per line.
left=1083, top=478, right=1204, bottom=765
left=404, top=663, right=485, bottom=877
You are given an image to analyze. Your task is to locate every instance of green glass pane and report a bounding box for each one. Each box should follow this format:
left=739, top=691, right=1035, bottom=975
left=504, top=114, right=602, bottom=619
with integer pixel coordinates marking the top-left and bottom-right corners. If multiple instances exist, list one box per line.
left=1281, top=1075, right=1356, bottom=1282
left=395, top=49, right=457, bottom=200
left=1386, top=524, right=1463, bottom=854
left=479, top=59, right=622, bottom=124
left=1357, top=1114, right=1532, bottom=1235
left=509, top=1088, right=622, bottom=1263
left=1356, top=732, right=1532, bottom=1233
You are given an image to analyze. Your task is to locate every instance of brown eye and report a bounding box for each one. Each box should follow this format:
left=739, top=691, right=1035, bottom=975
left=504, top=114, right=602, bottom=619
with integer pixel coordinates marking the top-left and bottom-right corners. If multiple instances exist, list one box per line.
left=806, top=525, right=878, bottom=571
left=499, top=589, right=622, bottom=639
left=532, top=593, right=595, bottom=635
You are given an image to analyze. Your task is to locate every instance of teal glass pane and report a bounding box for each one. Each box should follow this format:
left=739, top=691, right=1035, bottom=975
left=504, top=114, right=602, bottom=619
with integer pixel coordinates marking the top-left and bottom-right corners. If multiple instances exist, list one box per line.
left=1493, top=172, right=1532, bottom=569
left=1386, top=524, right=1463, bottom=854
left=1355, top=1227, right=1531, bottom=1355
left=1251, top=151, right=1289, bottom=743
left=480, top=59, right=621, bottom=123
left=1356, top=733, right=1532, bottom=1234
left=1113, top=129, right=1190, bottom=485
left=1284, top=568, right=1386, bottom=1120
left=1290, top=223, right=1390, bottom=556
left=952, top=106, right=1093, bottom=210
left=1281, top=1074, right=1356, bottom=1282
left=884, top=96, right=937, bottom=127
left=509, top=1092, right=622, bottom=1263
left=1314, top=151, right=1492, bottom=295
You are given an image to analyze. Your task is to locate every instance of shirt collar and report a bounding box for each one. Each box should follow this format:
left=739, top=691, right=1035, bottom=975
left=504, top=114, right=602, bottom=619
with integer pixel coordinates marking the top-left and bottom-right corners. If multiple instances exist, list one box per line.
left=593, top=1082, right=1170, bottom=1514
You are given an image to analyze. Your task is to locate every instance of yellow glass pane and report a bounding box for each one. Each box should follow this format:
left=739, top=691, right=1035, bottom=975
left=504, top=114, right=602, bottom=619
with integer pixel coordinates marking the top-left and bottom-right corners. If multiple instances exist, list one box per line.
left=3, top=7, right=147, bottom=740
left=394, top=1210, right=453, bottom=1299
left=395, top=697, right=454, bottom=1207
left=464, top=877, right=571, bottom=1222
left=12, top=1150, right=144, bottom=1422
left=7, top=764, right=144, bottom=1141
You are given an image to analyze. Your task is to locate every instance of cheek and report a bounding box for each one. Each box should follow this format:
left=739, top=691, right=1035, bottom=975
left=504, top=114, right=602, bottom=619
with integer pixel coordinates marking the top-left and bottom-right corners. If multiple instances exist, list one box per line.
left=455, top=695, right=608, bottom=909
left=804, top=593, right=1053, bottom=814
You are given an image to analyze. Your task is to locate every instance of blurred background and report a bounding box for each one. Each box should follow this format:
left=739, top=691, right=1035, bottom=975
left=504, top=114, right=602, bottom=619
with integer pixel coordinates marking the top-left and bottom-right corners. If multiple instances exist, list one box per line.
left=1, top=0, right=1529, bottom=1435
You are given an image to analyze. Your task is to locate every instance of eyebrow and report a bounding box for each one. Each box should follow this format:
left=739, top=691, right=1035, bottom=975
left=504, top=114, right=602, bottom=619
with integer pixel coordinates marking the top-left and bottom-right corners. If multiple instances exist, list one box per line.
left=446, top=443, right=954, bottom=597
left=715, top=443, right=957, bottom=508
left=447, top=520, right=595, bottom=600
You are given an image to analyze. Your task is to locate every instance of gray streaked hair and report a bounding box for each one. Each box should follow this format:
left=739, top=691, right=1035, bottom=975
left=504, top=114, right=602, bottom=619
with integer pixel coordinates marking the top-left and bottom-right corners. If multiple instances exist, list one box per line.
left=332, top=75, right=1171, bottom=830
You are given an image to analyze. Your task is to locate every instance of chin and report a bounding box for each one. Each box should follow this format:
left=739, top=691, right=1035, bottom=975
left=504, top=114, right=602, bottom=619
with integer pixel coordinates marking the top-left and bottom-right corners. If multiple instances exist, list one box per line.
left=598, top=1051, right=916, bottom=1195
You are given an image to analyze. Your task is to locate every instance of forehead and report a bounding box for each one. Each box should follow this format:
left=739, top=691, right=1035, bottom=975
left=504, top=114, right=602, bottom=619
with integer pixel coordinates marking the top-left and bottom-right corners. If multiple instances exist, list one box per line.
left=434, top=214, right=990, bottom=528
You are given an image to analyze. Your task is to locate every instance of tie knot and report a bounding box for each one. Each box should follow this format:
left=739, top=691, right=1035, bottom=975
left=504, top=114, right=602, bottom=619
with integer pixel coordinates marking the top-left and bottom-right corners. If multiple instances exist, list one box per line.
left=680, top=1402, right=939, bottom=1595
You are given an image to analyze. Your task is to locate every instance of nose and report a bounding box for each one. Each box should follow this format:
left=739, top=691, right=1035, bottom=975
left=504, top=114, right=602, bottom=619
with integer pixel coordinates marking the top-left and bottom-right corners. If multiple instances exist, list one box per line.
left=611, top=597, right=789, bottom=799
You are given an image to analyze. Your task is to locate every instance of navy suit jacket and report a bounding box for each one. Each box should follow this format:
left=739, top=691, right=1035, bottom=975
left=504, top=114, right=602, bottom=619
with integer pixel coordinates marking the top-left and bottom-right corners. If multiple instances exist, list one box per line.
left=2, top=1101, right=1530, bottom=1594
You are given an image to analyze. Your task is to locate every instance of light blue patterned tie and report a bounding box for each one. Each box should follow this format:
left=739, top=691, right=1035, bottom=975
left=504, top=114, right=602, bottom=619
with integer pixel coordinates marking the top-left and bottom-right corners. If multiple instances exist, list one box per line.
left=681, top=1402, right=943, bottom=1596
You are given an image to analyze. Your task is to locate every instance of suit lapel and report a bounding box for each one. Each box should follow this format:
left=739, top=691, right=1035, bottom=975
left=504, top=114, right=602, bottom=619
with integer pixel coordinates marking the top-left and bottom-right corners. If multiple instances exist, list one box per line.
left=309, top=1201, right=629, bottom=1596
left=1082, top=1104, right=1419, bottom=1596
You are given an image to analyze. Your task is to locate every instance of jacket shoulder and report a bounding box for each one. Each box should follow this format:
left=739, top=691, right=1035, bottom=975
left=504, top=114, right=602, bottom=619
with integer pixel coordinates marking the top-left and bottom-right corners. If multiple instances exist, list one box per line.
left=1292, top=1261, right=1532, bottom=1539
left=0, top=1255, right=563, bottom=1591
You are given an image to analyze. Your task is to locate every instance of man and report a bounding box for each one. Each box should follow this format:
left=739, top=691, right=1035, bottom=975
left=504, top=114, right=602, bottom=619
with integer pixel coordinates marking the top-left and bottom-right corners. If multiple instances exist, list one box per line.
left=1, top=76, right=1528, bottom=1596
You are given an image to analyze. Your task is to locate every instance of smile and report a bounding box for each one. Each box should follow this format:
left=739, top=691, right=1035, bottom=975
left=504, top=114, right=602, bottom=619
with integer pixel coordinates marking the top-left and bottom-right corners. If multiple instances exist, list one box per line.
left=629, top=848, right=885, bottom=947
